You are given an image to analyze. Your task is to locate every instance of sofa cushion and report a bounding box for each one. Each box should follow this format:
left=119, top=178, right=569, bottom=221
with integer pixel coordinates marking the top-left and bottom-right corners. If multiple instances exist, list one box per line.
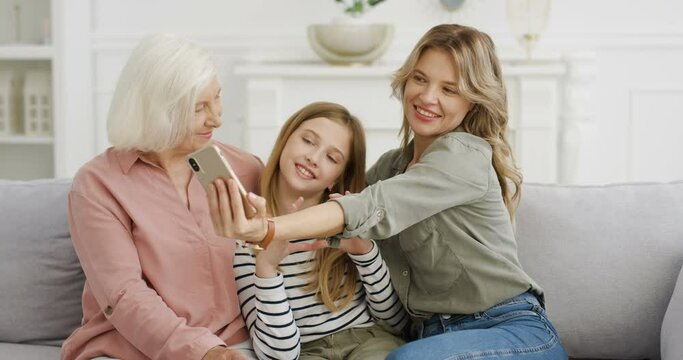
left=516, top=181, right=683, bottom=360
left=0, top=179, right=84, bottom=346
left=661, top=264, right=683, bottom=360
left=0, top=342, right=62, bottom=359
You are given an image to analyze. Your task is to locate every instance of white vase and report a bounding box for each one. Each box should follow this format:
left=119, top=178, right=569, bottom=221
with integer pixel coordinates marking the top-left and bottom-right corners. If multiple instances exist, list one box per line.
left=506, top=0, right=552, bottom=59
left=307, top=22, right=394, bottom=66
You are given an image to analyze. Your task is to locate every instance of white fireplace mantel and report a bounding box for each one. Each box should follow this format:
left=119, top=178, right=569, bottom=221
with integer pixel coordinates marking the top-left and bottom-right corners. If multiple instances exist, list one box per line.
left=235, top=60, right=569, bottom=183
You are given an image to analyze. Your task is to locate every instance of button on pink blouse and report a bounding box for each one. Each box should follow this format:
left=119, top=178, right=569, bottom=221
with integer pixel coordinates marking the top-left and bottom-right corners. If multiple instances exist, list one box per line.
left=60, top=142, right=263, bottom=360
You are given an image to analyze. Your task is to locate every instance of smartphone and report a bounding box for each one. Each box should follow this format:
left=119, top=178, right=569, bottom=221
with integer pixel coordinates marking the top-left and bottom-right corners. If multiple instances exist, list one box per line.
left=187, top=144, right=257, bottom=218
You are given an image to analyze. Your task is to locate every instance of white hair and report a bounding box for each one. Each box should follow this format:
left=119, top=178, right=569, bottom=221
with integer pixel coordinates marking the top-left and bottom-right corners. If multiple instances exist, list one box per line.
left=107, top=33, right=217, bottom=152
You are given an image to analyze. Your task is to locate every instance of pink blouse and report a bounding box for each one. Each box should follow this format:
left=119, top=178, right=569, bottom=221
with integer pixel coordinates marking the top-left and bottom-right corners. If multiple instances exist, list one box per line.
left=60, top=142, right=263, bottom=360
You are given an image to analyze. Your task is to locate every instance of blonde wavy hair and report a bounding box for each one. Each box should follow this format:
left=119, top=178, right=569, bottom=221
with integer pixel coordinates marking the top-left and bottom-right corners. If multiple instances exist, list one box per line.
left=391, top=24, right=523, bottom=218
left=260, top=102, right=367, bottom=311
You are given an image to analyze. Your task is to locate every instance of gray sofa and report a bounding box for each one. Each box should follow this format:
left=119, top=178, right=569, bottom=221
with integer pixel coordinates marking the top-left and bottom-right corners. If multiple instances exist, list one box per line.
left=0, top=178, right=682, bottom=360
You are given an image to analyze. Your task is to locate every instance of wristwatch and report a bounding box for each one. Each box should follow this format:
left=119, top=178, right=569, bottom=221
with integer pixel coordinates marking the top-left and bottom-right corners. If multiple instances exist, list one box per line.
left=253, top=218, right=275, bottom=250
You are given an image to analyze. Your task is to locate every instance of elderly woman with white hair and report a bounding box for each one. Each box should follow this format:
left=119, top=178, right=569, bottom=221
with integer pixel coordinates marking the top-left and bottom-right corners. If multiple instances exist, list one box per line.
left=60, top=34, right=262, bottom=360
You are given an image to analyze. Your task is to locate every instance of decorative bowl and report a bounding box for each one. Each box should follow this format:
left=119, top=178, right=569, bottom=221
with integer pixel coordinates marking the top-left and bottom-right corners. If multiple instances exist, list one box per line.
left=307, top=23, right=394, bottom=66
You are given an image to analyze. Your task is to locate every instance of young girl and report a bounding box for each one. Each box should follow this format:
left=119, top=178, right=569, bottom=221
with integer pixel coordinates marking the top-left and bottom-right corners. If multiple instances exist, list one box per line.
left=211, top=24, right=568, bottom=360
left=232, top=102, right=408, bottom=360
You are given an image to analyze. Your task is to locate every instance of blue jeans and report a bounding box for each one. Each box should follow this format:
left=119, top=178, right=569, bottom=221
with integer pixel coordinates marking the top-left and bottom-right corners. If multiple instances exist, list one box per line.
left=387, top=292, right=568, bottom=360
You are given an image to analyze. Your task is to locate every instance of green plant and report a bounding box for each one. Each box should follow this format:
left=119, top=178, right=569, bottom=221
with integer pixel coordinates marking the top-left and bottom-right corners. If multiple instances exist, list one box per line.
left=335, top=0, right=386, bottom=17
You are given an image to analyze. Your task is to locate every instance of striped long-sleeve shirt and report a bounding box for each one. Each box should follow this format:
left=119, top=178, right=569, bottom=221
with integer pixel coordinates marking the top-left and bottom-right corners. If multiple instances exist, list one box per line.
left=234, top=239, right=409, bottom=360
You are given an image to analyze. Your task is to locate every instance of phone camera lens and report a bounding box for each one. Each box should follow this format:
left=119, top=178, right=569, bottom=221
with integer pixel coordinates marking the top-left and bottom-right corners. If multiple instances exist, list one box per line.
left=188, top=158, right=201, bottom=172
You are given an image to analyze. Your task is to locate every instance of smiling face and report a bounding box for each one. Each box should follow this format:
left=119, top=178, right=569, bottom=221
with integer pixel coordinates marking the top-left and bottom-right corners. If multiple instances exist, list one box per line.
left=277, top=117, right=352, bottom=200
left=403, top=48, right=473, bottom=149
left=173, top=77, right=223, bottom=154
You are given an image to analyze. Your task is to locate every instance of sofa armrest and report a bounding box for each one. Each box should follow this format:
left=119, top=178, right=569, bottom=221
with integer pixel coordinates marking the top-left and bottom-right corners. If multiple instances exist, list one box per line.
left=0, top=179, right=84, bottom=345
left=662, top=264, right=683, bottom=360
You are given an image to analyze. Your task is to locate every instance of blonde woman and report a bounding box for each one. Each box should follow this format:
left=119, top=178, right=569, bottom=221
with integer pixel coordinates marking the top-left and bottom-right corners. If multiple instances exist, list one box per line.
left=210, top=24, right=568, bottom=359
left=232, top=102, right=408, bottom=360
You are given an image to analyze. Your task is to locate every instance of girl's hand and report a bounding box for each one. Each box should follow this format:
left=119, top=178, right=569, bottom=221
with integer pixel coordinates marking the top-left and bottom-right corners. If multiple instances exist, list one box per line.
left=327, top=191, right=347, bottom=201
left=208, top=178, right=268, bottom=243
left=255, top=194, right=324, bottom=277
left=336, top=236, right=374, bottom=255
left=256, top=196, right=327, bottom=278
left=202, top=346, right=248, bottom=360
left=255, top=238, right=327, bottom=278
left=286, top=196, right=304, bottom=215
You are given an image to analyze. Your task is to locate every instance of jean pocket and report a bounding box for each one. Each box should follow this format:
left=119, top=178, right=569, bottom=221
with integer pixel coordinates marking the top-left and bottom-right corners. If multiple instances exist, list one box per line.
left=481, top=299, right=540, bottom=321
left=481, top=300, right=560, bottom=342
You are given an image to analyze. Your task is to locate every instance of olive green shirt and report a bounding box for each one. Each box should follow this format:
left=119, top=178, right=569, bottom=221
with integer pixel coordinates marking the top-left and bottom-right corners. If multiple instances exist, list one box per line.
left=334, top=132, right=542, bottom=318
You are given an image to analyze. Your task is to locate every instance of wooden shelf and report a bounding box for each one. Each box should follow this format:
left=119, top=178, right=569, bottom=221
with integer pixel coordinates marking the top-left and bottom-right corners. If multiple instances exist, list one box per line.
left=0, top=45, right=54, bottom=60
left=0, top=135, right=53, bottom=144
left=235, top=62, right=398, bottom=78
left=235, top=61, right=568, bottom=79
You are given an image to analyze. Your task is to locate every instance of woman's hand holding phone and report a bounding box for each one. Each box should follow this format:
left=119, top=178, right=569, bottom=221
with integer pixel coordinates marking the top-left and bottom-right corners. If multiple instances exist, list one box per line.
left=207, top=179, right=326, bottom=266
left=208, top=178, right=267, bottom=242
left=187, top=145, right=257, bottom=219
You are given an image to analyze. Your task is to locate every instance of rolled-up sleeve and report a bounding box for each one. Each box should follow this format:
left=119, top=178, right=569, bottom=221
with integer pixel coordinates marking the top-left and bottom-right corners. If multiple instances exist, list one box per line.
left=333, top=135, right=490, bottom=241
left=68, top=191, right=224, bottom=359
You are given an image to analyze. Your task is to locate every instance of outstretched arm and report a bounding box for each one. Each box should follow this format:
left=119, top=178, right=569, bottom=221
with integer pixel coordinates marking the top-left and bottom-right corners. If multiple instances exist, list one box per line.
left=208, top=178, right=345, bottom=244
left=208, top=135, right=490, bottom=247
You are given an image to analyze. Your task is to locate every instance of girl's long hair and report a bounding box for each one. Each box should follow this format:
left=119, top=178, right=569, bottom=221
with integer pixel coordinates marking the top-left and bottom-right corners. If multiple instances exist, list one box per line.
left=260, top=102, right=366, bottom=311
left=391, top=24, right=523, bottom=219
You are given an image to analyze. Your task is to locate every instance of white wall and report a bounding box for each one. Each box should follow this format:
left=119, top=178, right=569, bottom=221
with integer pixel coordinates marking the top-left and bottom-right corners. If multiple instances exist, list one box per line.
left=68, top=0, right=683, bottom=184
